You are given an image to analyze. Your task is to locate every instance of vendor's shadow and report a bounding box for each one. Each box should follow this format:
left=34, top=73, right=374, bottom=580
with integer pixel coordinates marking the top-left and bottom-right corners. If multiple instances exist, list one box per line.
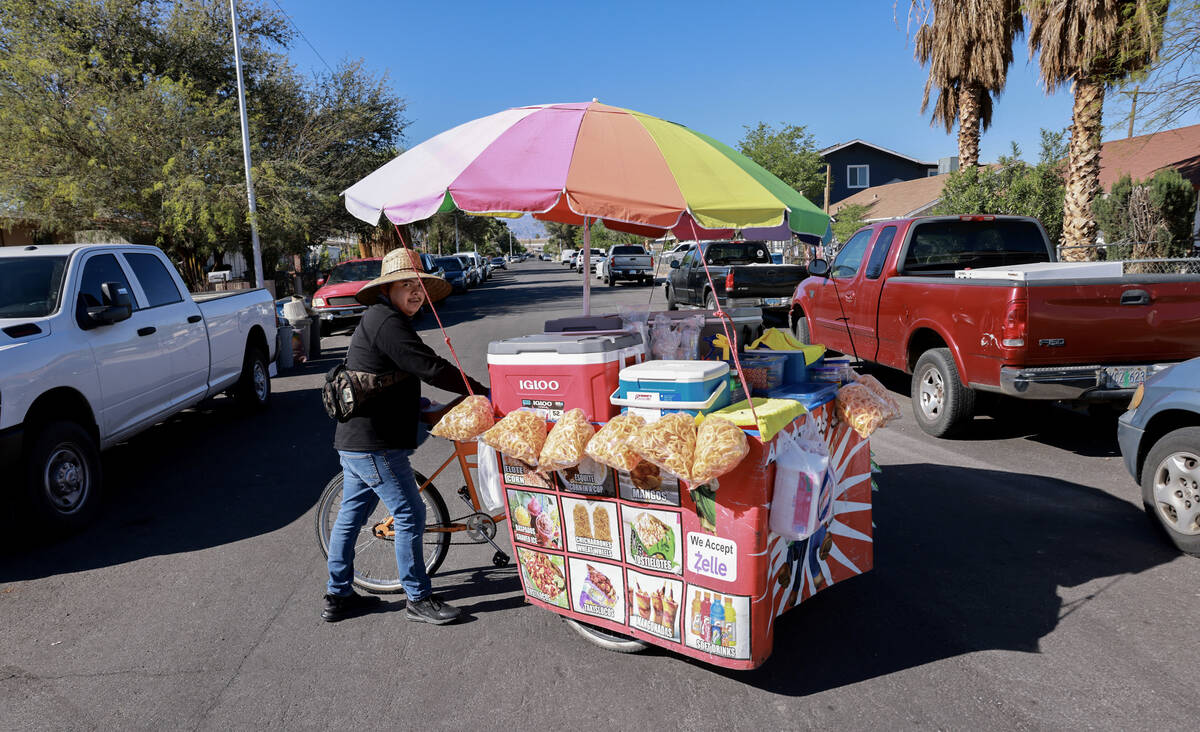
left=735, top=462, right=1177, bottom=695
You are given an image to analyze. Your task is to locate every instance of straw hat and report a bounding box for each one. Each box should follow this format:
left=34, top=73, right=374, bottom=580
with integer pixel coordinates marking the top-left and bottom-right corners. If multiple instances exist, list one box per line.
left=355, top=248, right=451, bottom=306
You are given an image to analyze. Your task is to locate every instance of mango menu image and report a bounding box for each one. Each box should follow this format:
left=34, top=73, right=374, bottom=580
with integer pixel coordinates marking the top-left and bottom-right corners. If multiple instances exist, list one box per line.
left=617, top=460, right=680, bottom=507
left=621, top=506, right=682, bottom=575
left=507, top=490, right=561, bottom=549
left=625, top=569, right=682, bottom=643
left=683, top=587, right=750, bottom=660
left=516, top=548, right=568, bottom=609
left=568, top=557, right=625, bottom=623
left=560, top=496, right=621, bottom=561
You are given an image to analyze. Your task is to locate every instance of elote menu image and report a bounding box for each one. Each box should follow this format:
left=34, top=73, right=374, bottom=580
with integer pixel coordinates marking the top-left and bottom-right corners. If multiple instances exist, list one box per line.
left=555, top=456, right=616, bottom=497
left=617, top=460, right=681, bottom=507
left=560, top=496, right=621, bottom=561
left=683, top=586, right=750, bottom=660
left=507, top=489, right=561, bottom=549
left=516, top=547, right=568, bottom=609
left=500, top=454, right=554, bottom=489
left=568, top=557, right=625, bottom=623
left=626, top=569, right=682, bottom=643
left=621, top=505, right=682, bottom=575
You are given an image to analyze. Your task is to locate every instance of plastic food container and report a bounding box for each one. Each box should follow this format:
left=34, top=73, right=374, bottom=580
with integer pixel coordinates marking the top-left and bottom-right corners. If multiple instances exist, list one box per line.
left=488, top=333, right=644, bottom=421
left=809, top=356, right=854, bottom=384
left=751, top=348, right=808, bottom=383
left=612, top=360, right=730, bottom=420
left=731, top=352, right=786, bottom=395
left=766, top=382, right=839, bottom=411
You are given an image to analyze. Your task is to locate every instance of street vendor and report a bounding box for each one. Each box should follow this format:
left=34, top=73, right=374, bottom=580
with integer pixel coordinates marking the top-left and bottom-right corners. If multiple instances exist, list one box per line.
left=324, top=247, right=488, bottom=625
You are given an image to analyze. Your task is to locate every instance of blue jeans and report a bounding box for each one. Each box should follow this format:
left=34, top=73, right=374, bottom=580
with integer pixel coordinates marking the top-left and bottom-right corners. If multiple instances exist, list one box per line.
left=327, top=449, right=432, bottom=600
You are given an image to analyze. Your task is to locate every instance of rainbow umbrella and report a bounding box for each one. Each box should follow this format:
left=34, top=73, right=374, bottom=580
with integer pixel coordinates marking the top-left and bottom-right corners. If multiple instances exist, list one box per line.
left=343, top=101, right=830, bottom=312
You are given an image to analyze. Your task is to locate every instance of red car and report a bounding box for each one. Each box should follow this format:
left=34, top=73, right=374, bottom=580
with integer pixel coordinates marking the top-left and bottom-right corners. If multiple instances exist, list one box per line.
left=311, top=258, right=381, bottom=336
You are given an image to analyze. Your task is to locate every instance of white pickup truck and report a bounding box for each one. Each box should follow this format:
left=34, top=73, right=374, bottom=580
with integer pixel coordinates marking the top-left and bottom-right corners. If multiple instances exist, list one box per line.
left=598, top=244, right=654, bottom=286
left=0, top=243, right=277, bottom=529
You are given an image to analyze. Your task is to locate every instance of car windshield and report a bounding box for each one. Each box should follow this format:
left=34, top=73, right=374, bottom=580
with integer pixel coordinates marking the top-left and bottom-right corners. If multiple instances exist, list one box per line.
left=702, top=241, right=771, bottom=265
left=327, top=260, right=381, bottom=284
left=491, top=257, right=504, bottom=263
left=903, top=220, right=1051, bottom=272
left=611, top=246, right=645, bottom=255
left=436, top=257, right=463, bottom=271
left=0, top=256, right=68, bottom=318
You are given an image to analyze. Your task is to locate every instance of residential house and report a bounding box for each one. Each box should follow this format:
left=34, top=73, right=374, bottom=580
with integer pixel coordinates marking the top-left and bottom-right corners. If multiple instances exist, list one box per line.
left=820, top=140, right=940, bottom=206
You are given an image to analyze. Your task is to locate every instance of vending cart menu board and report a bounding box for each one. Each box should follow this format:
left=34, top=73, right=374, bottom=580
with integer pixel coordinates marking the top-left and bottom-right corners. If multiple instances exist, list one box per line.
left=504, top=404, right=874, bottom=671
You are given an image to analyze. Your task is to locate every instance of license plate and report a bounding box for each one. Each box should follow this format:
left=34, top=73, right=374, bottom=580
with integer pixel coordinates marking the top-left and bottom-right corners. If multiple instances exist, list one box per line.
left=764, top=297, right=784, bottom=306
left=1105, top=366, right=1147, bottom=388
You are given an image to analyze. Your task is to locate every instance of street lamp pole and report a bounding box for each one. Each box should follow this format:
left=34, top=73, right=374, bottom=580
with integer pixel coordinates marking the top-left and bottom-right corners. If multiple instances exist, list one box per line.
left=229, top=0, right=264, bottom=289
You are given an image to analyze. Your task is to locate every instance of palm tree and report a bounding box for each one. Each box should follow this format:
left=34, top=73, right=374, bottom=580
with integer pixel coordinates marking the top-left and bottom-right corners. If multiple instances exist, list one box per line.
left=1026, top=0, right=1169, bottom=260
left=914, top=0, right=1025, bottom=168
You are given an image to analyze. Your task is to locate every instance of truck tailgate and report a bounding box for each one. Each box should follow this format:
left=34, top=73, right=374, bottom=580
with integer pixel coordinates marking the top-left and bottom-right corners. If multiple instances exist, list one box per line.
left=1025, top=277, right=1200, bottom=365
left=611, top=255, right=651, bottom=268
left=727, top=264, right=807, bottom=298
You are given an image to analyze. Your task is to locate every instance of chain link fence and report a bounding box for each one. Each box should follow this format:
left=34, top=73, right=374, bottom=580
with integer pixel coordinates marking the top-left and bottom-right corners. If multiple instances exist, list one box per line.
left=1056, top=242, right=1200, bottom=275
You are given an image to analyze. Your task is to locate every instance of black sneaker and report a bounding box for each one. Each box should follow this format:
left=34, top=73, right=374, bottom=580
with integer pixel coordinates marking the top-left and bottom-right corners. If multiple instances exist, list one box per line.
left=405, top=594, right=462, bottom=625
left=321, top=591, right=382, bottom=622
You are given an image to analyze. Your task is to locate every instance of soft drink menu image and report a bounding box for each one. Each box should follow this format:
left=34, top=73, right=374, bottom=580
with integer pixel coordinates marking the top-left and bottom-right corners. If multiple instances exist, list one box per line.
left=683, top=586, right=749, bottom=660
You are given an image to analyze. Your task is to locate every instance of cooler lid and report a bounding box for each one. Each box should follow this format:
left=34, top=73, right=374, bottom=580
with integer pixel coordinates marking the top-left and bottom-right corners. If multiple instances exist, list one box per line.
left=620, top=360, right=729, bottom=383
left=488, top=332, right=642, bottom=355
left=543, top=315, right=624, bottom=333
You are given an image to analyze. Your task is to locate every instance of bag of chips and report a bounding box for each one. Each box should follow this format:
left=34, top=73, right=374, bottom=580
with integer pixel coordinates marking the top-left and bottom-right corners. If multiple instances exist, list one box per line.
left=430, top=395, right=495, bottom=441
left=632, top=412, right=697, bottom=482
left=853, top=373, right=902, bottom=421
left=538, top=408, right=595, bottom=472
left=479, top=409, right=547, bottom=466
left=585, top=413, right=646, bottom=472
left=835, top=383, right=896, bottom=438
left=690, top=416, right=749, bottom=485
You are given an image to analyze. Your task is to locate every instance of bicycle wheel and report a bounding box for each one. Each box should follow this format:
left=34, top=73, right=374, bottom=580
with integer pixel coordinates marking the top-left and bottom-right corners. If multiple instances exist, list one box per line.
left=315, top=470, right=452, bottom=594
left=563, top=618, right=649, bottom=654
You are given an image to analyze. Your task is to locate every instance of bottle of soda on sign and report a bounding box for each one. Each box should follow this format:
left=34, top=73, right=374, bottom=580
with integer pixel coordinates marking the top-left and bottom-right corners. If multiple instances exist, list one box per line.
left=690, top=590, right=703, bottom=636
left=723, top=596, right=736, bottom=648
left=700, top=592, right=712, bottom=642
left=710, top=594, right=725, bottom=647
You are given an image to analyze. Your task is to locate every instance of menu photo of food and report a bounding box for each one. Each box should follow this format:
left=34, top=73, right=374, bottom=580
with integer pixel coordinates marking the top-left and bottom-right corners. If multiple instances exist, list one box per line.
left=507, top=489, right=561, bottom=549
left=516, top=547, right=568, bottom=609
left=621, top=505, right=682, bottom=575
left=625, top=569, right=683, bottom=643
left=617, top=459, right=681, bottom=507
left=567, top=557, right=625, bottom=623
left=555, top=455, right=616, bottom=497
left=500, top=454, right=554, bottom=490
left=560, top=496, right=621, bottom=561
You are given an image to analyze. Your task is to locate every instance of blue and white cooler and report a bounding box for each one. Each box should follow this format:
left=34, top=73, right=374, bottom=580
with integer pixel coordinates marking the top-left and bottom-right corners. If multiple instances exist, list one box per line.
left=611, top=360, right=730, bottom=421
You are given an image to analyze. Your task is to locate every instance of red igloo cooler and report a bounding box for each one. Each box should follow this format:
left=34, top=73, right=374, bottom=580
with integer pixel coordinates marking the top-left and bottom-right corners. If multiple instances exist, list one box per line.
left=487, top=333, right=644, bottom=422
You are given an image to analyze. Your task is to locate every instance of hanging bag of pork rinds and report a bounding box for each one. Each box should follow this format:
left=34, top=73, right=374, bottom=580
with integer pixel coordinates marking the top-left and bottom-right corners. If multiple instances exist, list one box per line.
left=631, top=412, right=697, bottom=483
left=538, top=408, right=595, bottom=472
left=430, top=395, right=495, bottom=441
left=835, top=383, right=896, bottom=439
left=479, top=409, right=547, bottom=467
left=585, top=413, right=645, bottom=472
left=852, top=372, right=902, bottom=421
left=690, top=416, right=749, bottom=485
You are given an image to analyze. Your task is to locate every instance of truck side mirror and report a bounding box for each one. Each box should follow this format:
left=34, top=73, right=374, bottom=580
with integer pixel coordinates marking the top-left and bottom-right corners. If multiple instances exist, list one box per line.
left=808, top=259, right=830, bottom=278
left=670, top=259, right=681, bottom=269
left=316, top=277, right=326, bottom=287
left=84, top=282, right=133, bottom=327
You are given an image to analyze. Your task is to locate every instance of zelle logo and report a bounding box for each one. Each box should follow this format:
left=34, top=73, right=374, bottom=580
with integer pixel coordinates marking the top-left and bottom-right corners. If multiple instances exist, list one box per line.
left=518, top=379, right=560, bottom=391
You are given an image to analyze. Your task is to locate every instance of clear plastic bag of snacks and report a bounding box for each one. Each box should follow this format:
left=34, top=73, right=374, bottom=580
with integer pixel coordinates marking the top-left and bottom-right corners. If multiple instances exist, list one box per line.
left=690, top=416, right=748, bottom=484
left=678, top=315, right=704, bottom=360
left=835, top=383, right=896, bottom=438
left=479, top=409, right=547, bottom=466
left=632, top=412, right=697, bottom=482
left=585, top=413, right=646, bottom=472
left=430, top=395, right=494, bottom=440
left=538, top=408, right=595, bottom=472
left=649, top=314, right=681, bottom=360
left=852, top=372, right=902, bottom=421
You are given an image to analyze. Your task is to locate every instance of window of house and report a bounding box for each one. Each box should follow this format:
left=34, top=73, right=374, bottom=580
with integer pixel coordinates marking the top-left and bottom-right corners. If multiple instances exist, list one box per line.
left=927, top=169, right=939, bottom=177
left=847, top=165, right=869, bottom=189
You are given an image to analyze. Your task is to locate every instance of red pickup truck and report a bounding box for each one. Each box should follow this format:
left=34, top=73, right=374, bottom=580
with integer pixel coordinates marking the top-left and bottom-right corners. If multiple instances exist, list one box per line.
left=791, top=215, right=1200, bottom=436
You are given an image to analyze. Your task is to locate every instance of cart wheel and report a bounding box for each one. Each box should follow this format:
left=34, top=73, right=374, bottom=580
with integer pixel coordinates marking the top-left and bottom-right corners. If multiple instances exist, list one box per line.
left=564, top=618, right=648, bottom=654
left=492, top=551, right=510, bottom=567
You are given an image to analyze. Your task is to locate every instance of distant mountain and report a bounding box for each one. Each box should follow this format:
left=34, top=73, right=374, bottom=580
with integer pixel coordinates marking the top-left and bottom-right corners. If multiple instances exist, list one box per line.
left=504, top=213, right=546, bottom=240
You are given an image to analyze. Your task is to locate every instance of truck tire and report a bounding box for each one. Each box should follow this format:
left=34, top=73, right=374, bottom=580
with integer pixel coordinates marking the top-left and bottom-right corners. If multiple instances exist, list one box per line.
left=234, top=346, right=271, bottom=411
left=1140, top=426, right=1200, bottom=556
left=665, top=285, right=678, bottom=311
left=911, top=348, right=975, bottom=437
left=607, top=273, right=615, bottom=287
left=705, top=291, right=719, bottom=311
left=792, top=312, right=812, bottom=344
left=25, top=420, right=102, bottom=530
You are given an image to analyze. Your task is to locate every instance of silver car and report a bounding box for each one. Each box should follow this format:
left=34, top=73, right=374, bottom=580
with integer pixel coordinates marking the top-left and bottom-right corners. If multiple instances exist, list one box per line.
left=1118, top=356, right=1200, bottom=556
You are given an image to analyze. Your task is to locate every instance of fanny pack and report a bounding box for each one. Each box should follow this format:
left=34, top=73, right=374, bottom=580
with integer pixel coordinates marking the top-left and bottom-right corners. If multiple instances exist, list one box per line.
left=322, top=363, right=408, bottom=422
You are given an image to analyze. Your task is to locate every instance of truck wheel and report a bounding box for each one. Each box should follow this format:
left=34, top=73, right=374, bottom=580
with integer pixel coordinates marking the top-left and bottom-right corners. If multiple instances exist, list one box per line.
left=792, top=312, right=812, bottom=344
left=705, top=292, right=719, bottom=311
left=911, top=348, right=975, bottom=437
left=25, top=421, right=102, bottom=530
left=665, top=285, right=678, bottom=311
left=234, top=346, right=271, bottom=411
left=607, top=274, right=615, bottom=287
left=1141, top=427, right=1200, bottom=556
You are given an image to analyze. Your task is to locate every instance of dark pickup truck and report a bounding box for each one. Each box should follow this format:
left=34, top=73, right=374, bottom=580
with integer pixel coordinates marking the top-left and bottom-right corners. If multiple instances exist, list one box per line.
left=665, top=240, right=806, bottom=324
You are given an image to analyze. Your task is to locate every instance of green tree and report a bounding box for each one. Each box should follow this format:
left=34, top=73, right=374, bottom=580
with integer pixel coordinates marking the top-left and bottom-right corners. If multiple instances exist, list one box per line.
left=736, top=122, right=826, bottom=203
left=1094, top=169, right=1198, bottom=259
left=831, top=204, right=872, bottom=243
left=544, top=220, right=580, bottom=252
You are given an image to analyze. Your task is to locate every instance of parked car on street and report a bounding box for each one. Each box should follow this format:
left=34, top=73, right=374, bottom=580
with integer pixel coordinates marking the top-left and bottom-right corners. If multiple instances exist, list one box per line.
left=1118, top=357, right=1200, bottom=556
left=661, top=241, right=695, bottom=269
left=491, top=256, right=508, bottom=270
left=599, top=244, right=654, bottom=286
left=0, top=243, right=277, bottom=529
left=665, top=240, right=807, bottom=322
left=312, top=257, right=381, bottom=335
left=436, top=256, right=470, bottom=293
left=454, top=253, right=481, bottom=287
left=560, top=248, right=577, bottom=266
left=793, top=215, right=1200, bottom=437
left=575, top=248, right=606, bottom=274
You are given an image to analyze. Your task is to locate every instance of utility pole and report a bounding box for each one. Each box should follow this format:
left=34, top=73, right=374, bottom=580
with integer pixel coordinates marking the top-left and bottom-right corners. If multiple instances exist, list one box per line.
left=1118, top=87, right=1140, bottom=139
left=823, top=164, right=832, bottom=213
left=229, top=0, right=264, bottom=289
left=508, top=229, right=514, bottom=258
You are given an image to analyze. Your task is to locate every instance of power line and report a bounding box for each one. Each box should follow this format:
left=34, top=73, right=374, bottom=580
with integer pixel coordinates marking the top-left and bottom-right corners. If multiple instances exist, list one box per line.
left=267, top=0, right=335, bottom=75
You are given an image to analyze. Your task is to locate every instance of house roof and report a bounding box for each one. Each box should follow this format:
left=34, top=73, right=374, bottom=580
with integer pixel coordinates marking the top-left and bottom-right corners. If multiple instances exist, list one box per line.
left=819, top=139, right=935, bottom=167
left=829, top=173, right=951, bottom=221
left=1098, top=123, right=1200, bottom=189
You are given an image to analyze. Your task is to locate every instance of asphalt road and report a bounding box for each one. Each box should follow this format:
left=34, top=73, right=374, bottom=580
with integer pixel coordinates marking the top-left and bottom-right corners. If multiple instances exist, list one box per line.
left=2, top=258, right=1197, bottom=730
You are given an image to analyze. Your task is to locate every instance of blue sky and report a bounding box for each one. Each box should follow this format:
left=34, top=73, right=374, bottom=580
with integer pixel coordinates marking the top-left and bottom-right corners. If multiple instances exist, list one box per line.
left=277, top=0, right=1198, bottom=167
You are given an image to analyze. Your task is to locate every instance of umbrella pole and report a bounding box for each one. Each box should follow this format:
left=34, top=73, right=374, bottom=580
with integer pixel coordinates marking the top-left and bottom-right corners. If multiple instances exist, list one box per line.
left=582, top=216, right=591, bottom=316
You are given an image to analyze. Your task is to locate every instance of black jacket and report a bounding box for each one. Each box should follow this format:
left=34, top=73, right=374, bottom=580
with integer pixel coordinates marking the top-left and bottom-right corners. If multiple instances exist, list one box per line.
left=333, top=299, right=487, bottom=452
